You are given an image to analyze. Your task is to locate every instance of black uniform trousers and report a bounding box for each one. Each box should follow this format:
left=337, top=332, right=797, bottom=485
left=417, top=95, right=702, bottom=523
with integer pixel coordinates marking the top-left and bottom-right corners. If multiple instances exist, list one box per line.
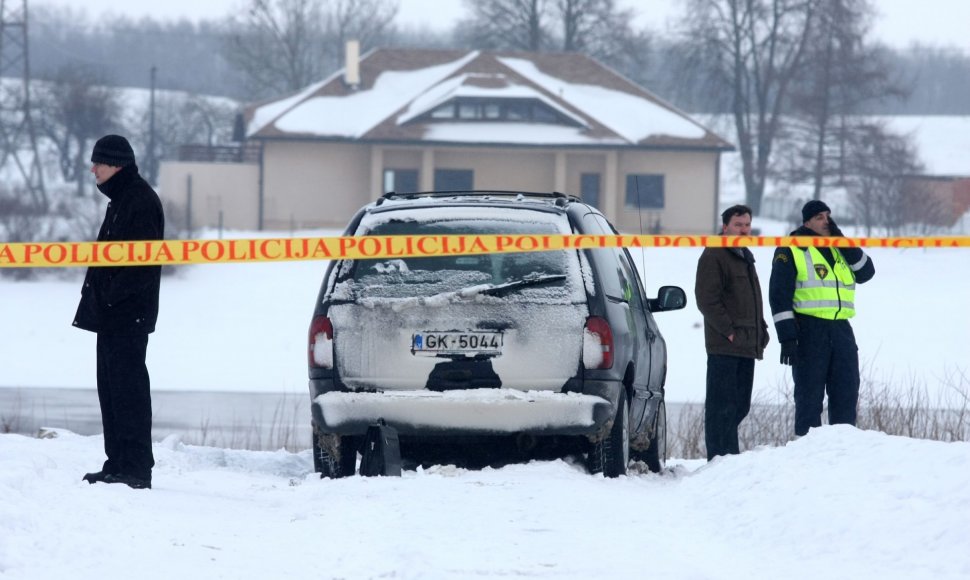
left=96, top=333, right=154, bottom=480
left=793, top=315, right=860, bottom=436
left=705, top=354, right=755, bottom=460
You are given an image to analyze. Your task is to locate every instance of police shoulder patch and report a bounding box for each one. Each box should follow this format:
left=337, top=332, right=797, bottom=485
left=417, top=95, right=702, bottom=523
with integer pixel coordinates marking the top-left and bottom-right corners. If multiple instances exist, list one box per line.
left=774, top=253, right=789, bottom=263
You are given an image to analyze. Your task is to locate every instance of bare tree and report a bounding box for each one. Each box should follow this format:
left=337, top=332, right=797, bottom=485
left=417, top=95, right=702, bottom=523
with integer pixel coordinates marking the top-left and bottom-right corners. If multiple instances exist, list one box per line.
left=223, top=0, right=399, bottom=100
left=324, top=0, right=399, bottom=71
left=131, top=93, right=237, bottom=165
left=845, top=121, right=922, bottom=236
left=35, top=64, right=121, bottom=197
left=678, top=0, right=819, bottom=215
left=555, top=0, right=638, bottom=61
left=781, top=0, right=905, bottom=199
left=460, top=0, right=552, bottom=51
left=222, top=0, right=328, bottom=99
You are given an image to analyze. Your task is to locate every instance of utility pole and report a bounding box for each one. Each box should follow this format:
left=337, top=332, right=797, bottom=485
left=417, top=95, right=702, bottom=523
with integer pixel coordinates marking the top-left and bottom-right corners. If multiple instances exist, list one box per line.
left=0, top=0, right=46, bottom=209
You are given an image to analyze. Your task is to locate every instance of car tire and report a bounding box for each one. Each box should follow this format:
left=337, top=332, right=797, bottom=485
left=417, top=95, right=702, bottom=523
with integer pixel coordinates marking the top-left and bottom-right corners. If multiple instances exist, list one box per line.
left=312, top=426, right=357, bottom=479
left=643, top=400, right=667, bottom=473
left=586, top=389, right=629, bottom=478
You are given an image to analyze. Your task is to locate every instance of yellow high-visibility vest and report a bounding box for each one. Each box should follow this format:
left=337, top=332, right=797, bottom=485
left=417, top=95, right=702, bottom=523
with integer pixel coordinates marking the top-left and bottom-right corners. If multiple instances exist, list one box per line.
left=792, top=247, right=856, bottom=319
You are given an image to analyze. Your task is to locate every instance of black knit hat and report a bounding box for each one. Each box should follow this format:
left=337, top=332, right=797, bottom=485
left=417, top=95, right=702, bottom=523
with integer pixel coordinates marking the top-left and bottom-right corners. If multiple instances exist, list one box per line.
left=801, top=200, right=831, bottom=223
left=91, top=134, right=135, bottom=167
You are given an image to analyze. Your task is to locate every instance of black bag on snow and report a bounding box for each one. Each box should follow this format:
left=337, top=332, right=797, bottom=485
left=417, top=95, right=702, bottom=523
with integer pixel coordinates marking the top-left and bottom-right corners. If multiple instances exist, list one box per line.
left=358, top=418, right=402, bottom=477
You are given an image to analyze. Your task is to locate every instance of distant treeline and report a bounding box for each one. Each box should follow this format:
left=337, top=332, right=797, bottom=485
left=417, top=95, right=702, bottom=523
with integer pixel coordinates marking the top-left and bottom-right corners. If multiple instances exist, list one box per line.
left=22, top=5, right=970, bottom=114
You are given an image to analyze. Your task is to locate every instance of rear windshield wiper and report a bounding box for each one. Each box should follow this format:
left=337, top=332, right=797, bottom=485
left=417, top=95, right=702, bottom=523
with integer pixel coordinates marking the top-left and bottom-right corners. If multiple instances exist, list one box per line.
left=481, top=274, right=567, bottom=297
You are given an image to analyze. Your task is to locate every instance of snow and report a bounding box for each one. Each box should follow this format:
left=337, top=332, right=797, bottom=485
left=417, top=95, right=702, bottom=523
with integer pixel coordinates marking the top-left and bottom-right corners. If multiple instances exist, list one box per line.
left=1, top=425, right=968, bottom=578
left=1, top=221, right=967, bottom=404
left=271, top=52, right=480, bottom=138
left=249, top=51, right=713, bottom=146
left=396, top=73, right=590, bottom=128
left=317, top=388, right=601, bottom=432
left=883, top=115, right=970, bottom=175
left=498, top=57, right=708, bottom=143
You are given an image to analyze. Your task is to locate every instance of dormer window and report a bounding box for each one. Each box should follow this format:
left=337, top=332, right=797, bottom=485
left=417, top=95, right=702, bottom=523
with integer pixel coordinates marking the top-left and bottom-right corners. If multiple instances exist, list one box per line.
left=419, top=98, right=583, bottom=127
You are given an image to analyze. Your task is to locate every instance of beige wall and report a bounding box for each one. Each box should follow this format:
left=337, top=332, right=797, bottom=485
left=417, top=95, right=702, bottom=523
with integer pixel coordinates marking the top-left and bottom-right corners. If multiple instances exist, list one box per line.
left=612, top=150, right=720, bottom=235
left=158, top=161, right=260, bottom=233
left=159, top=142, right=721, bottom=234
left=262, top=141, right=373, bottom=230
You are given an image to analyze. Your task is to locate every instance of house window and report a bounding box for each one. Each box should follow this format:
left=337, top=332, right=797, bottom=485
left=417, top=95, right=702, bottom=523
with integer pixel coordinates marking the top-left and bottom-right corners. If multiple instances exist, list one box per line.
left=581, top=173, right=601, bottom=208
left=430, top=104, right=455, bottom=119
left=625, top=174, right=665, bottom=209
left=434, top=169, right=474, bottom=191
left=415, top=98, right=581, bottom=127
left=384, top=169, right=419, bottom=193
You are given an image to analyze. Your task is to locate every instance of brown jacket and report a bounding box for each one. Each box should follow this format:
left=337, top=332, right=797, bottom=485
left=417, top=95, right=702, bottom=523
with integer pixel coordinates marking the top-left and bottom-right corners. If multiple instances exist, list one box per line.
left=694, top=247, right=769, bottom=359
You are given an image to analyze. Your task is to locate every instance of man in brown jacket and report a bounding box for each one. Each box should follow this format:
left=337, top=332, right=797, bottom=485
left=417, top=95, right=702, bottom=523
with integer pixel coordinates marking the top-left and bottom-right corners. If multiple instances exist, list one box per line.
left=695, top=205, right=769, bottom=460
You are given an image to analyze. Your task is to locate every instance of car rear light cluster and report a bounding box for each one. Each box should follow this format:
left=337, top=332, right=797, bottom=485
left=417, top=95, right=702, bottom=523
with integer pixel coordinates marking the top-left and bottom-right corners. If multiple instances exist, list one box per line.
left=583, top=316, right=613, bottom=369
left=308, top=315, right=334, bottom=369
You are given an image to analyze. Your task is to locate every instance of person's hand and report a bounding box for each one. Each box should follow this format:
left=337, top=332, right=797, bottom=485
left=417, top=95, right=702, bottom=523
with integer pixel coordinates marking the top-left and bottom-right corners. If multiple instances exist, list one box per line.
left=828, top=217, right=844, bottom=237
left=780, top=340, right=798, bottom=366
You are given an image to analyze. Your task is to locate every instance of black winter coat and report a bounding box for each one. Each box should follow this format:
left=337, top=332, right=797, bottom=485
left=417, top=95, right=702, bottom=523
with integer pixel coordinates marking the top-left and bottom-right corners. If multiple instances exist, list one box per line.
left=73, top=164, right=164, bottom=335
left=695, top=247, right=770, bottom=359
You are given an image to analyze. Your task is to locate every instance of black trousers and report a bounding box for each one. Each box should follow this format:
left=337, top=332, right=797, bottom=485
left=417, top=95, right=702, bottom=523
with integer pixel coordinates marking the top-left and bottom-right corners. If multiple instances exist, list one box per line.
left=705, top=354, right=755, bottom=460
left=792, top=317, right=860, bottom=436
left=96, top=333, right=154, bottom=480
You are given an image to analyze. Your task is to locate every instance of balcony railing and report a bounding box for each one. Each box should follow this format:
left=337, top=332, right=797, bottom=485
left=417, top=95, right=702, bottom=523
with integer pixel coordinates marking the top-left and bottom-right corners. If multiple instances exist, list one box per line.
left=177, top=144, right=260, bottom=163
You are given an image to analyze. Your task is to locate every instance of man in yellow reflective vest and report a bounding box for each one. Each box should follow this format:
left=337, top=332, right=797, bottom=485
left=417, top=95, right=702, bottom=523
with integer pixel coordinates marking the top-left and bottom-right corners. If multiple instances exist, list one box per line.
left=769, top=200, right=875, bottom=436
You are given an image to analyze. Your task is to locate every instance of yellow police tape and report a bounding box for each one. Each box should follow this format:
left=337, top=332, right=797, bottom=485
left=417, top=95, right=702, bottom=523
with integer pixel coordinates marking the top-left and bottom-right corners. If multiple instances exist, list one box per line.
left=1, top=235, right=968, bottom=268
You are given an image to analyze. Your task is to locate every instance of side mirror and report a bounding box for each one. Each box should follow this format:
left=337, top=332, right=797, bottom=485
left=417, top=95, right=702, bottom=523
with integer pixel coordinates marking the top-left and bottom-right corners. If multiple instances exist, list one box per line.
left=648, top=285, right=686, bottom=312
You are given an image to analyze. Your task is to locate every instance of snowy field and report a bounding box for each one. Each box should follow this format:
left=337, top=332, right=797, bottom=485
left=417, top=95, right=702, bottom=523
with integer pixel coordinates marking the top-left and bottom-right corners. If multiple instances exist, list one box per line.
left=1, top=425, right=968, bottom=579
left=2, top=220, right=967, bottom=406
left=2, top=221, right=969, bottom=579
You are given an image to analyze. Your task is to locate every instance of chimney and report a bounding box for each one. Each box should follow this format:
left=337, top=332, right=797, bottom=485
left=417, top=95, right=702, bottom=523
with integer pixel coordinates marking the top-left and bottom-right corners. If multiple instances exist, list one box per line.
left=344, top=40, right=360, bottom=88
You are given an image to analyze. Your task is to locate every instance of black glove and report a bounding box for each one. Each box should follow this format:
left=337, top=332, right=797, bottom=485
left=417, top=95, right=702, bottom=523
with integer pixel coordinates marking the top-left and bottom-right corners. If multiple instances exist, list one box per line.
left=780, top=340, right=798, bottom=366
left=828, top=217, right=844, bottom=237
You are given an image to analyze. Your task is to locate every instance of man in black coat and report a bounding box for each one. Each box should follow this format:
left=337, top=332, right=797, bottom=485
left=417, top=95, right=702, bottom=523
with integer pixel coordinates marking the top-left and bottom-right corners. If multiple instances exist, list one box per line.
left=75, top=135, right=164, bottom=490
left=695, top=205, right=769, bottom=460
left=769, top=200, right=875, bottom=436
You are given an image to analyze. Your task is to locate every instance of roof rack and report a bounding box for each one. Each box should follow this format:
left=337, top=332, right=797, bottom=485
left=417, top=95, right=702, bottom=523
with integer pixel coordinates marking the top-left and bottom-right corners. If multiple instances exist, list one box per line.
left=378, top=190, right=580, bottom=206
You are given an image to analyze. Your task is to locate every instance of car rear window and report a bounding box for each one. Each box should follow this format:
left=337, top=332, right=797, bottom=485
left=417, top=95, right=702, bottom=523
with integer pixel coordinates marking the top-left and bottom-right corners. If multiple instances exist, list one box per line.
left=331, top=207, right=585, bottom=303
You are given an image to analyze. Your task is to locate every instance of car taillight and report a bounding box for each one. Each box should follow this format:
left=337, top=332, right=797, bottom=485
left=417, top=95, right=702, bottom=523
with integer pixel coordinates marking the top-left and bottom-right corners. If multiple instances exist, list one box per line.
left=308, top=315, right=333, bottom=369
left=584, top=316, right=613, bottom=369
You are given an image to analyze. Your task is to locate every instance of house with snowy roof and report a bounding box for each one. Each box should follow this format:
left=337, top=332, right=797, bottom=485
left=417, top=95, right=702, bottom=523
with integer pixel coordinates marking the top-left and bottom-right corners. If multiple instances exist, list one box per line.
left=159, top=46, right=733, bottom=234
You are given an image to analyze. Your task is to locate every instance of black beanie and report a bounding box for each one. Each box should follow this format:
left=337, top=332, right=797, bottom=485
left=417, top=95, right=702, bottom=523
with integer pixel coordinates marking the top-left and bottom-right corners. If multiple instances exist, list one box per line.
left=801, top=200, right=831, bottom=223
left=91, top=134, right=135, bottom=167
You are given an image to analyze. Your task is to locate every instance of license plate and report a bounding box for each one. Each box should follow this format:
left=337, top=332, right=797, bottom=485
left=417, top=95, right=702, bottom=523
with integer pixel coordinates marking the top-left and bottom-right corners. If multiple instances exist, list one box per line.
left=411, top=331, right=503, bottom=356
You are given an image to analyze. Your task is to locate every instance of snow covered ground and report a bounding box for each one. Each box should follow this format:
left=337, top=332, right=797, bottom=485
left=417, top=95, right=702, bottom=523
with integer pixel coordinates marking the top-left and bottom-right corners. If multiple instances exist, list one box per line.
left=2, top=217, right=968, bottom=579
left=1, top=425, right=968, bottom=579
left=2, top=220, right=967, bottom=406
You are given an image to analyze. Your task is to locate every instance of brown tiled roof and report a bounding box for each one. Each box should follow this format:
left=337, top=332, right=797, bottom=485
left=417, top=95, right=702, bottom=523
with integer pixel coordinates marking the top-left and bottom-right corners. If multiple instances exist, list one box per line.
left=243, top=48, right=733, bottom=151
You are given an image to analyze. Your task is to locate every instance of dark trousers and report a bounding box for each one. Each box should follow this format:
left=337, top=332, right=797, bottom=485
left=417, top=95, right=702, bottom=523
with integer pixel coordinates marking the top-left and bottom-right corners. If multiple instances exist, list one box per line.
left=792, top=317, right=860, bottom=436
left=96, top=333, right=154, bottom=480
left=705, top=354, right=755, bottom=461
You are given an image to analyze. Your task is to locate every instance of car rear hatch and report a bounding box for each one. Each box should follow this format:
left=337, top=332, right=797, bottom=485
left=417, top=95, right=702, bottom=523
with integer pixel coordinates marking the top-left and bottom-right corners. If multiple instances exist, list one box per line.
left=326, top=204, right=589, bottom=393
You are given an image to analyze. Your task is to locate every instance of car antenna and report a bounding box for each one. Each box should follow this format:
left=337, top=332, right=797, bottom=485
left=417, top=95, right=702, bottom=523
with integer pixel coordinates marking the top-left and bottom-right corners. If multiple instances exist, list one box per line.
left=635, top=176, right=647, bottom=282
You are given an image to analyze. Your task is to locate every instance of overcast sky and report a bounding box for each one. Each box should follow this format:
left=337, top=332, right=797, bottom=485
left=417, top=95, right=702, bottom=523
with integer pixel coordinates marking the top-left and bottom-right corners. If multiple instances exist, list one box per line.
left=31, top=0, right=970, bottom=51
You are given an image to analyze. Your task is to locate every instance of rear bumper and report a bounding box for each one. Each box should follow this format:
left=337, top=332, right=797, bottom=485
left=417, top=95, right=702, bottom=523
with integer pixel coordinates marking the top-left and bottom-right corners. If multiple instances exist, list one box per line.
left=309, top=379, right=619, bottom=437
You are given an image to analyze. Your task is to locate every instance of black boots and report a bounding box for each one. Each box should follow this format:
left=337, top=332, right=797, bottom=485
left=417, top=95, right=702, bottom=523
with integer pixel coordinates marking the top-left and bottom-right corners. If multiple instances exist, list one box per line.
left=83, top=470, right=151, bottom=489
left=82, top=471, right=110, bottom=484
left=103, top=473, right=152, bottom=489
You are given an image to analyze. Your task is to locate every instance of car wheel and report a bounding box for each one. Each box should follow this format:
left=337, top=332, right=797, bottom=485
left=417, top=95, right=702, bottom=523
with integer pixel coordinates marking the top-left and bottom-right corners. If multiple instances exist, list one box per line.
left=644, top=400, right=667, bottom=473
left=586, top=389, right=629, bottom=478
left=312, top=425, right=357, bottom=478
